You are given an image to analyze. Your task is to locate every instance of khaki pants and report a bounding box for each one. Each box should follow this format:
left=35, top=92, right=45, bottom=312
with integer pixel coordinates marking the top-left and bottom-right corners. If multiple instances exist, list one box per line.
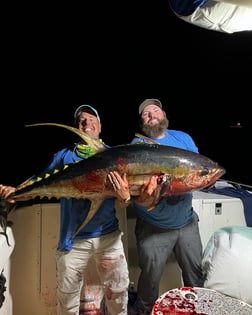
left=55, top=231, right=129, bottom=315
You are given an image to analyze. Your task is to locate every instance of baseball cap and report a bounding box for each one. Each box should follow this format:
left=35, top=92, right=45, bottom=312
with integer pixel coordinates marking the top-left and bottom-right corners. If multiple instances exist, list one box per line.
left=74, top=105, right=100, bottom=122
left=138, top=99, right=162, bottom=115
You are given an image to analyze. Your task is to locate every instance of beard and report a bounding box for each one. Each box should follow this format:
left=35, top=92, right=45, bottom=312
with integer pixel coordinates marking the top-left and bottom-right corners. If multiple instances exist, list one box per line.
left=140, top=117, right=169, bottom=138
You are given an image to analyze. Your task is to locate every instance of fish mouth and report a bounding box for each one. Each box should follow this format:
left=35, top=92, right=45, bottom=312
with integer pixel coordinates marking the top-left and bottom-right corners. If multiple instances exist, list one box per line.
left=210, top=166, right=226, bottom=182
left=203, top=166, right=226, bottom=189
left=217, top=166, right=226, bottom=178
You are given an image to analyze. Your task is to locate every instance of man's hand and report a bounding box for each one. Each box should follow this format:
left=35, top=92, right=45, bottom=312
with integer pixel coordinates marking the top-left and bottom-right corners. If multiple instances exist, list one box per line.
left=134, top=175, right=160, bottom=207
left=0, top=185, right=16, bottom=203
left=107, top=171, right=131, bottom=207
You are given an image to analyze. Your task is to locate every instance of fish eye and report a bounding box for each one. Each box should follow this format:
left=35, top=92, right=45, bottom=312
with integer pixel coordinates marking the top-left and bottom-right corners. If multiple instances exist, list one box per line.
left=201, top=168, right=209, bottom=176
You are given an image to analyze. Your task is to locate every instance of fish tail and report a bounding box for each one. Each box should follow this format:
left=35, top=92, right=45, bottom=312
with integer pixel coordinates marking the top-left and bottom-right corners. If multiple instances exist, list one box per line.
left=0, top=201, right=14, bottom=246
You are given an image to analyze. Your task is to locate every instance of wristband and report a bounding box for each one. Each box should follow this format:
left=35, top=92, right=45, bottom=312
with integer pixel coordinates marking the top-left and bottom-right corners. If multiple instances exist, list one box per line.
left=123, top=196, right=131, bottom=203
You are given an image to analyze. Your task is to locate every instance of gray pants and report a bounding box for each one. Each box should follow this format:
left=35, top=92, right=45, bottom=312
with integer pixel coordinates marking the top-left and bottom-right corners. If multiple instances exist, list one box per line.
left=135, top=214, right=204, bottom=314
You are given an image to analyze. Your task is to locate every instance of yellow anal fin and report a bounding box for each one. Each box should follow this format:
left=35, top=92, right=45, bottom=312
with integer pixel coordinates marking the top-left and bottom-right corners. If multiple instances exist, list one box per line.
left=71, top=199, right=104, bottom=239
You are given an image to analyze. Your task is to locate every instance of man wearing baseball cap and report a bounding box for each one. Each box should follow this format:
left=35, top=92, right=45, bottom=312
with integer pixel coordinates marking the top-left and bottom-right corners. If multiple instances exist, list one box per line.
left=138, top=99, right=162, bottom=115
left=74, top=104, right=101, bottom=123
left=131, top=98, right=204, bottom=315
left=0, top=104, right=130, bottom=315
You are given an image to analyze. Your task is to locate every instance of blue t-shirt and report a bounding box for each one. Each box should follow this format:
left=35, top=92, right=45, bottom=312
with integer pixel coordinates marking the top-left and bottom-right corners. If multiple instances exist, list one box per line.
left=168, top=0, right=208, bottom=16
left=34, top=143, right=119, bottom=251
left=131, top=130, right=199, bottom=229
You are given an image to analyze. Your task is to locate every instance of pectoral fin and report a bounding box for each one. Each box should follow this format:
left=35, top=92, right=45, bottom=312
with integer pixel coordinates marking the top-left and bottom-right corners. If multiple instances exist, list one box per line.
left=147, top=174, right=171, bottom=211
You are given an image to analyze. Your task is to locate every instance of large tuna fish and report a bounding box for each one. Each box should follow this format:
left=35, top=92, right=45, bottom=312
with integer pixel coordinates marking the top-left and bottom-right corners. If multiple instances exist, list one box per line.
left=4, top=141, right=226, bottom=237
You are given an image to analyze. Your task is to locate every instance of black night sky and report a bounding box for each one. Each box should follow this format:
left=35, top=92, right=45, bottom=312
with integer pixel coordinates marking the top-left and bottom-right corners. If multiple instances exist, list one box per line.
left=1, top=2, right=252, bottom=187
